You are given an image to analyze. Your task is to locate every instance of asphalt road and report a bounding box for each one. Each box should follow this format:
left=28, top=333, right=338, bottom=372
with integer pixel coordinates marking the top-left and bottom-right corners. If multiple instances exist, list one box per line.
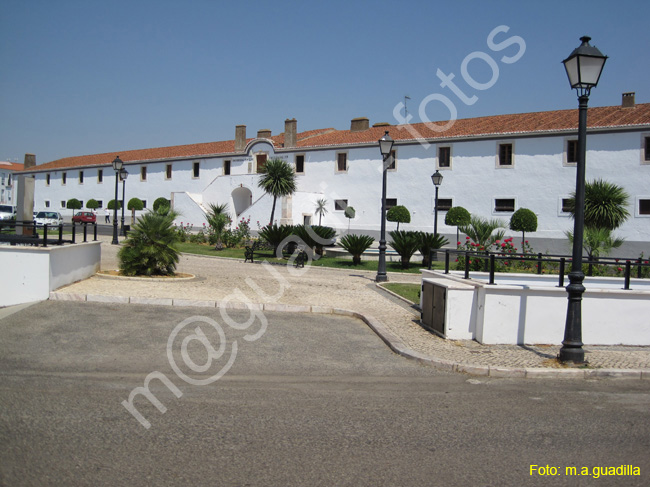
left=1, top=301, right=649, bottom=486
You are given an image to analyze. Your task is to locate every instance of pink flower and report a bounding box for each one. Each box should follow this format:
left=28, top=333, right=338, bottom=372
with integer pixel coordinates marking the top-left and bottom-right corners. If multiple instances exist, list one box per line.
left=457, top=241, right=461, bottom=245
left=502, top=243, right=506, bottom=248
left=617, top=267, right=622, bottom=272
left=466, top=236, right=470, bottom=239
left=495, top=240, right=500, bottom=244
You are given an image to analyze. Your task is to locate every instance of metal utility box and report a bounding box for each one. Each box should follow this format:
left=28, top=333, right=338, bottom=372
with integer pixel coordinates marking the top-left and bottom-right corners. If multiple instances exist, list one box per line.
left=421, top=280, right=447, bottom=337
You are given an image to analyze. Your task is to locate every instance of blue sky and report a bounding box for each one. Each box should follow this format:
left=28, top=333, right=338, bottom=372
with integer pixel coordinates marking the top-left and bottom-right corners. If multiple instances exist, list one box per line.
left=1, top=0, right=648, bottom=165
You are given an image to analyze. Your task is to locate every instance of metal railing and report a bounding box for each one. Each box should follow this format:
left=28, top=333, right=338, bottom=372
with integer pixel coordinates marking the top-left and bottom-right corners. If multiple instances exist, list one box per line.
left=0, top=220, right=98, bottom=247
left=433, top=248, right=649, bottom=291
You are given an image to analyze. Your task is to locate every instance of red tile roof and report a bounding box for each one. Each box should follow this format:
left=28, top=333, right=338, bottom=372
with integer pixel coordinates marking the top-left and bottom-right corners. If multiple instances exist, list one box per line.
left=19, top=103, right=650, bottom=173
left=0, top=161, right=25, bottom=171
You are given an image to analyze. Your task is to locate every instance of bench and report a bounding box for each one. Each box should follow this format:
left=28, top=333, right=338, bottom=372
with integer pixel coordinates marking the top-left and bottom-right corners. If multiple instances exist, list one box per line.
left=244, top=240, right=272, bottom=263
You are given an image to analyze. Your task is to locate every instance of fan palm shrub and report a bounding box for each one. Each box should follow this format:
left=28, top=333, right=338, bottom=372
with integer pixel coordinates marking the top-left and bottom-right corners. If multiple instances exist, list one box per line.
left=118, top=210, right=181, bottom=276
left=566, top=227, right=625, bottom=261
left=459, top=216, right=505, bottom=248
left=259, top=223, right=294, bottom=255
left=417, top=232, right=449, bottom=267
left=339, top=234, right=375, bottom=265
left=206, top=203, right=230, bottom=249
left=566, top=179, right=630, bottom=230
left=293, top=225, right=337, bottom=255
left=257, top=158, right=297, bottom=225
left=389, top=230, right=420, bottom=269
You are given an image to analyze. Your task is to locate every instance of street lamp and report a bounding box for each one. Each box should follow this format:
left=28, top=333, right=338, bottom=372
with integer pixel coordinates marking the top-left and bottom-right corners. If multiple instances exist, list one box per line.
left=559, top=36, right=607, bottom=364
left=431, top=170, right=443, bottom=236
left=376, top=131, right=394, bottom=282
left=119, top=168, right=128, bottom=236
left=111, top=156, right=123, bottom=245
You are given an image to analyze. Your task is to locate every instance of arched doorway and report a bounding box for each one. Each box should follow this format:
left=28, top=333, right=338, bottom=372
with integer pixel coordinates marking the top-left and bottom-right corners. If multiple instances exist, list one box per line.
left=232, top=186, right=253, bottom=216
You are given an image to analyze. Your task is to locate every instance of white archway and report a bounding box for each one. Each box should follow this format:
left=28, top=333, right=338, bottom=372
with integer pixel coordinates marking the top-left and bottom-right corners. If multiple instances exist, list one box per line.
left=231, top=186, right=253, bottom=216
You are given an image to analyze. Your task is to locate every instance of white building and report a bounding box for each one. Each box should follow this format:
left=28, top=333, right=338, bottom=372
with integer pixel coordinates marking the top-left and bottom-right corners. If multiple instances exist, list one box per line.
left=0, top=161, right=23, bottom=206
left=18, top=94, right=650, bottom=254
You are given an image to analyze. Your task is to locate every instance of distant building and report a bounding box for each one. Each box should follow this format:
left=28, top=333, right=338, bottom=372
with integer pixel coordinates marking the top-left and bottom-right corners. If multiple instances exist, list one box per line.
left=17, top=93, right=650, bottom=253
left=0, top=161, right=23, bottom=206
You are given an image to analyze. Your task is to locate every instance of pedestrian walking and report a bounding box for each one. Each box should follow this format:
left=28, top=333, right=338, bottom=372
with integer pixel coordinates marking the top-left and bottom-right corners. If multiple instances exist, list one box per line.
left=104, top=208, right=110, bottom=223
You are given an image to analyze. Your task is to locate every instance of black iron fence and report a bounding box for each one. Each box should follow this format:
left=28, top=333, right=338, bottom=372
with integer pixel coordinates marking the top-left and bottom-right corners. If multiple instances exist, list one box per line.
left=0, top=220, right=98, bottom=247
left=430, top=248, right=650, bottom=291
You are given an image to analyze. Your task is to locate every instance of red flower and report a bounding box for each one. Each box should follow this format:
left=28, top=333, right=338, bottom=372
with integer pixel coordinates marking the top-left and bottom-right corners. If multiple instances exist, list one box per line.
left=466, top=236, right=470, bottom=239
left=617, top=267, right=622, bottom=272
left=457, top=241, right=461, bottom=245
left=502, top=243, right=506, bottom=248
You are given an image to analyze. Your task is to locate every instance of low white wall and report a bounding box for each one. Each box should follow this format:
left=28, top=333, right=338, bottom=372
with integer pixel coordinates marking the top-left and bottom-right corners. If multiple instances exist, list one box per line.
left=0, top=242, right=100, bottom=306
left=421, top=270, right=650, bottom=345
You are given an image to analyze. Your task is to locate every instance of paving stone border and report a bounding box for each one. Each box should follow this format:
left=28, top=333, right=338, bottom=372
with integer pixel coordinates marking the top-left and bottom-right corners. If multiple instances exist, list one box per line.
left=49, top=291, right=649, bottom=380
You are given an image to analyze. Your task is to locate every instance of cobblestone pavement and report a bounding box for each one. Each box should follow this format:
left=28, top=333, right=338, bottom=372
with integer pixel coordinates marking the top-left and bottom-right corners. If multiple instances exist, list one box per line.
left=50, top=238, right=650, bottom=377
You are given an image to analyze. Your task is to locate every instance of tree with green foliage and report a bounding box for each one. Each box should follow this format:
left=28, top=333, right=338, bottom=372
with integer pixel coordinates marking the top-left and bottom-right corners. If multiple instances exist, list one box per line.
left=566, top=179, right=630, bottom=230
left=86, top=199, right=99, bottom=210
left=293, top=224, right=337, bottom=255
left=509, top=208, right=538, bottom=249
left=459, top=216, right=505, bottom=248
left=259, top=223, right=295, bottom=255
left=127, top=197, right=144, bottom=224
left=417, top=232, right=449, bottom=267
left=66, top=198, right=82, bottom=210
left=153, top=197, right=171, bottom=215
left=107, top=199, right=122, bottom=210
left=206, top=202, right=230, bottom=250
left=315, top=198, right=328, bottom=226
left=118, top=209, right=181, bottom=276
left=445, top=206, right=471, bottom=246
left=566, top=227, right=625, bottom=261
left=388, top=230, right=421, bottom=269
left=339, top=234, right=374, bottom=265
left=257, top=158, right=297, bottom=225
left=344, top=206, right=355, bottom=233
left=386, top=205, right=411, bottom=231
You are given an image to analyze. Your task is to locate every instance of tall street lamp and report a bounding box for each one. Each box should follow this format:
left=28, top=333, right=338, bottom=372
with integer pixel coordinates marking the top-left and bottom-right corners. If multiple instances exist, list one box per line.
left=431, top=170, right=443, bottom=235
left=111, top=156, right=123, bottom=245
left=119, top=168, right=128, bottom=236
left=376, top=131, right=394, bottom=283
left=559, top=36, right=607, bottom=364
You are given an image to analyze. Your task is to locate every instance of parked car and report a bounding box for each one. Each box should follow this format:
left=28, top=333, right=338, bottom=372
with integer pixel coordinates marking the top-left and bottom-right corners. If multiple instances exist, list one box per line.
left=34, top=211, right=64, bottom=226
left=72, top=211, right=97, bottom=224
left=0, top=205, right=15, bottom=221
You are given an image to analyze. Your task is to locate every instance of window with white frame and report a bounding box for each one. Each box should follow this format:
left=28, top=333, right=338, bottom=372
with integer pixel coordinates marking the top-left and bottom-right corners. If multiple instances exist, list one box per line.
left=60, top=200, right=66, bottom=208
left=336, top=152, right=348, bottom=172
left=565, top=139, right=578, bottom=165
left=494, top=198, right=515, bottom=212
left=79, top=171, right=84, bottom=184
left=295, top=154, right=305, bottom=174
left=334, top=199, right=348, bottom=211
left=223, top=160, right=231, bottom=175
left=97, top=169, right=103, bottom=183
left=45, top=200, right=50, bottom=208
left=193, top=161, right=200, bottom=178
left=437, top=198, right=453, bottom=211
left=438, top=146, right=452, bottom=169
left=497, top=142, right=514, bottom=167
left=140, top=166, right=147, bottom=181
left=643, top=135, right=650, bottom=164
left=638, top=198, right=650, bottom=216
left=62, top=172, right=67, bottom=185
left=166, top=164, right=172, bottom=180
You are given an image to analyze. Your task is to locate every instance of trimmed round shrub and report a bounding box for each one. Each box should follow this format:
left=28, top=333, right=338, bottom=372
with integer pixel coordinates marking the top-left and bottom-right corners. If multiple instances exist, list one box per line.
left=66, top=198, right=82, bottom=210
left=153, top=197, right=171, bottom=214
left=386, top=205, right=411, bottom=230
left=86, top=199, right=100, bottom=210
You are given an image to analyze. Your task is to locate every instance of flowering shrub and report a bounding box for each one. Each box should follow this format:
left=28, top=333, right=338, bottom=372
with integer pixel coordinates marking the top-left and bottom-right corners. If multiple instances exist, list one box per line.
left=222, top=217, right=251, bottom=248
left=454, top=236, right=536, bottom=272
left=174, top=222, right=193, bottom=242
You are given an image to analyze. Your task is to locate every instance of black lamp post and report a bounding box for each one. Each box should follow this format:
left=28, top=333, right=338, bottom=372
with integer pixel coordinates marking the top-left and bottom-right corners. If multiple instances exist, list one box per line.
left=431, top=170, right=443, bottom=236
left=119, top=168, right=128, bottom=236
left=376, top=131, right=394, bottom=283
left=111, top=156, right=123, bottom=245
left=559, top=36, right=607, bottom=364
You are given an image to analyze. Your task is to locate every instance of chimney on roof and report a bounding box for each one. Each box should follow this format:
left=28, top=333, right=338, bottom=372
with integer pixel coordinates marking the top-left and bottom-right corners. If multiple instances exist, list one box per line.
left=24, top=153, right=36, bottom=169
left=284, top=118, right=297, bottom=148
left=235, top=125, right=246, bottom=152
left=622, top=92, right=635, bottom=108
left=257, top=129, right=272, bottom=139
left=372, top=122, right=391, bottom=128
left=350, top=117, right=369, bottom=132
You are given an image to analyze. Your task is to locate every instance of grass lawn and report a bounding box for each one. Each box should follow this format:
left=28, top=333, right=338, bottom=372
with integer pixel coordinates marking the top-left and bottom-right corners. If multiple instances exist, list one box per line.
left=175, top=242, right=445, bottom=274
left=382, top=283, right=421, bottom=303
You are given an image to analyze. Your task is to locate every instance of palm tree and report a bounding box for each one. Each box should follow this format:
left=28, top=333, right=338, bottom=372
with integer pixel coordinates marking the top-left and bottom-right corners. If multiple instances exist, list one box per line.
left=339, top=234, right=374, bottom=265
left=257, top=158, right=297, bottom=225
left=417, top=232, right=449, bottom=267
left=118, top=209, right=181, bottom=276
left=459, top=216, right=506, bottom=248
left=388, top=230, right=420, bottom=269
left=315, top=198, right=328, bottom=225
left=566, top=227, right=625, bottom=261
left=566, top=179, right=630, bottom=230
left=206, top=203, right=230, bottom=250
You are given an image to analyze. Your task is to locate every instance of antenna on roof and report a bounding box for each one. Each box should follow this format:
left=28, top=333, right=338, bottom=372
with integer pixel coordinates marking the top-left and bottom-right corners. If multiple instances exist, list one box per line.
left=404, top=95, right=411, bottom=120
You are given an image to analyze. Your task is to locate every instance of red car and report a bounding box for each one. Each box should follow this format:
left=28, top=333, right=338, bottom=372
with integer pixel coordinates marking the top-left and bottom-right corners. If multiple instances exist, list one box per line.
left=72, top=211, right=97, bottom=223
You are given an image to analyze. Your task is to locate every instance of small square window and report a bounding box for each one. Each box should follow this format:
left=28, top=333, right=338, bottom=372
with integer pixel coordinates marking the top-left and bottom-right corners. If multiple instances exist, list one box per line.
left=224, top=160, right=231, bottom=175
left=639, top=199, right=650, bottom=215
left=498, top=143, right=513, bottom=167
left=97, top=200, right=103, bottom=209
left=166, top=164, right=172, bottom=180
left=193, top=161, right=200, bottom=178
left=60, top=200, right=66, bottom=208
left=385, top=198, right=397, bottom=210
left=140, top=166, right=147, bottom=181
left=295, top=155, right=305, bottom=174
left=437, top=198, right=453, bottom=211
left=438, top=147, right=451, bottom=168
left=494, top=198, right=515, bottom=212
left=334, top=199, right=348, bottom=211
left=97, top=169, right=103, bottom=183
left=336, top=153, right=347, bottom=172
left=141, top=200, right=147, bottom=209
left=561, top=198, right=573, bottom=213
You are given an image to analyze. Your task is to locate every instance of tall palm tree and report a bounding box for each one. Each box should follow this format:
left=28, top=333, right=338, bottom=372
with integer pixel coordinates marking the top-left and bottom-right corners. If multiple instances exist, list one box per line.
left=257, top=158, right=297, bottom=226
left=566, top=179, right=630, bottom=230
left=315, top=198, right=328, bottom=225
